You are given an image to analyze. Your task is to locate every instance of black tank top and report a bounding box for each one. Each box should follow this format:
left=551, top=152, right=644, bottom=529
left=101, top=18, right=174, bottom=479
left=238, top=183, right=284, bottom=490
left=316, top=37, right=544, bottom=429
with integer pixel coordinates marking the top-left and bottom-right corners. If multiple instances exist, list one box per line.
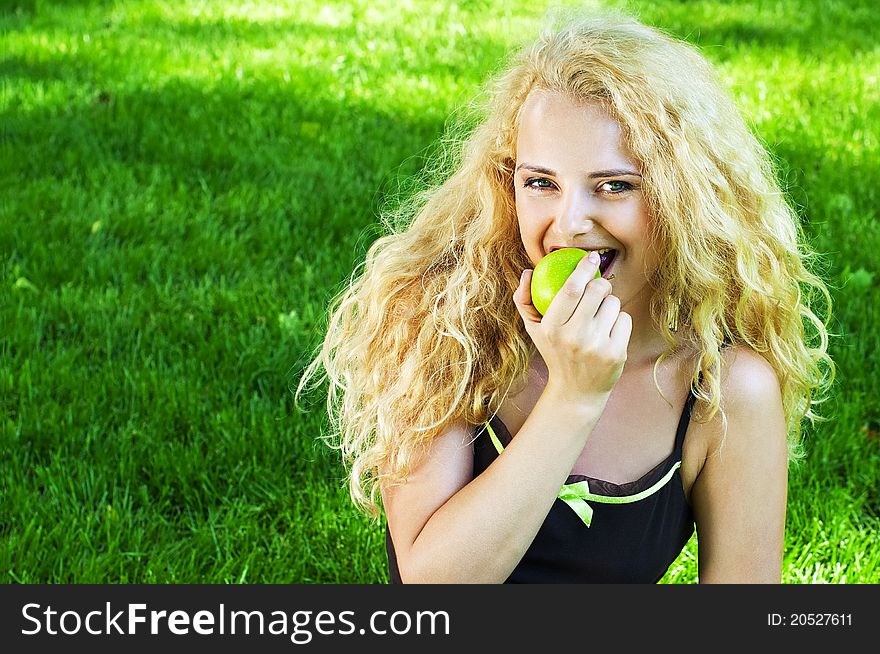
left=385, top=375, right=701, bottom=583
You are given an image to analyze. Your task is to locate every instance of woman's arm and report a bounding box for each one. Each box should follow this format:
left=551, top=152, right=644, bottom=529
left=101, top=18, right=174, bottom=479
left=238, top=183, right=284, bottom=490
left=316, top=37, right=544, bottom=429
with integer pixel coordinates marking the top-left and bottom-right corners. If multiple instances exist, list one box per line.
left=690, top=347, right=789, bottom=583
left=382, top=386, right=607, bottom=584
left=383, top=256, right=626, bottom=583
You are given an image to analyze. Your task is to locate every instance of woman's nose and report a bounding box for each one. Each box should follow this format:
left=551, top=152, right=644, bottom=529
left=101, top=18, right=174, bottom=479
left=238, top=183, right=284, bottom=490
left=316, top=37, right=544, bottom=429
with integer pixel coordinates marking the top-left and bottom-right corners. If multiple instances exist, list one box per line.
left=554, top=187, right=599, bottom=234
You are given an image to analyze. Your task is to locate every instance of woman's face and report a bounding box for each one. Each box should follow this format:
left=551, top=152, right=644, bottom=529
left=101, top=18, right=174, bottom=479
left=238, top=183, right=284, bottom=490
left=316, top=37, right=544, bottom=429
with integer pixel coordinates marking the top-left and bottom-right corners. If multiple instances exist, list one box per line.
left=514, top=90, right=657, bottom=307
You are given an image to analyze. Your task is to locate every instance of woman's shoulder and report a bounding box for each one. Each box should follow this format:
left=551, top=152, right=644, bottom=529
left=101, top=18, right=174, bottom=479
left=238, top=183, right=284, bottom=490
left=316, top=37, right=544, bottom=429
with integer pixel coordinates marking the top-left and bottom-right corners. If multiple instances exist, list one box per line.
left=679, top=341, right=779, bottom=405
left=717, top=344, right=782, bottom=406
left=680, top=344, right=785, bottom=492
left=689, top=343, right=786, bottom=461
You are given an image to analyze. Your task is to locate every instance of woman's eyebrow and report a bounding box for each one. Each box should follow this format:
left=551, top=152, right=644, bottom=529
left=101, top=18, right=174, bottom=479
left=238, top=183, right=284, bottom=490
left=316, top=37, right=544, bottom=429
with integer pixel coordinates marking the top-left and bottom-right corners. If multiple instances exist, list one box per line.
left=588, top=168, right=642, bottom=179
left=515, top=163, right=556, bottom=176
left=515, top=163, right=642, bottom=178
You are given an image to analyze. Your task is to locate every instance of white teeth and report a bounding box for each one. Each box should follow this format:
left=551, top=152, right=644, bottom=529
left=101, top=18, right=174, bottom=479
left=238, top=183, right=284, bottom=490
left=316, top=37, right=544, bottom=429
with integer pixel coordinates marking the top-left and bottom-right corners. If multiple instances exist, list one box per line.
left=551, top=247, right=614, bottom=255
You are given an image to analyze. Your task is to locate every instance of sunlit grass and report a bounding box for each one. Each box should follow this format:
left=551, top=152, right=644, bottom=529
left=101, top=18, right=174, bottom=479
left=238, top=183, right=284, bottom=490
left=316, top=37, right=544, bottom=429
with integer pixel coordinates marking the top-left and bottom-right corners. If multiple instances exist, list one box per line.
left=2, top=0, right=878, bottom=583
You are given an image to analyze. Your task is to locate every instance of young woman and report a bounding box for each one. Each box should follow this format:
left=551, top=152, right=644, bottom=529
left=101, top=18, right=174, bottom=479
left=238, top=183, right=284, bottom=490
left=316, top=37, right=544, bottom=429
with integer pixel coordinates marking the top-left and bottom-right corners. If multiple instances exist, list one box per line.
left=297, top=10, right=836, bottom=583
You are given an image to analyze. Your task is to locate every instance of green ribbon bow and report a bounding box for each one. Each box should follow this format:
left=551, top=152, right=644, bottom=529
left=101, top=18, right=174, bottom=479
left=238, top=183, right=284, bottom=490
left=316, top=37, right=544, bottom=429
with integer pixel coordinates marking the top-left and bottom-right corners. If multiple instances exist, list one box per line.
left=556, top=481, right=596, bottom=527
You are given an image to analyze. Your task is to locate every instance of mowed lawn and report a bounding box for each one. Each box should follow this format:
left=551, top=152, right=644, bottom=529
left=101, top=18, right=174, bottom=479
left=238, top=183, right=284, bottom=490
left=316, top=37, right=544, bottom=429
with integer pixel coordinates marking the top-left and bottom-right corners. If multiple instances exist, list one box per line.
left=1, top=0, right=878, bottom=583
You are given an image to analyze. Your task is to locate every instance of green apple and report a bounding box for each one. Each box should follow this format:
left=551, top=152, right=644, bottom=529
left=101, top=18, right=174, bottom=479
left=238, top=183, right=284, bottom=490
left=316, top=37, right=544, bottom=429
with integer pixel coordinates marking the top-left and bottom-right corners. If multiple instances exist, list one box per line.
left=530, top=248, right=602, bottom=316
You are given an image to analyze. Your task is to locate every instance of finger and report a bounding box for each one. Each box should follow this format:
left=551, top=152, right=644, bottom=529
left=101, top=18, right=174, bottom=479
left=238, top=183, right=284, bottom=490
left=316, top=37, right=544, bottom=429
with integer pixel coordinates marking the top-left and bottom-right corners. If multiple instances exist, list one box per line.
left=542, top=251, right=603, bottom=324
left=559, top=275, right=614, bottom=332
left=591, top=293, right=622, bottom=334
left=609, top=310, right=633, bottom=354
left=513, top=269, right=542, bottom=324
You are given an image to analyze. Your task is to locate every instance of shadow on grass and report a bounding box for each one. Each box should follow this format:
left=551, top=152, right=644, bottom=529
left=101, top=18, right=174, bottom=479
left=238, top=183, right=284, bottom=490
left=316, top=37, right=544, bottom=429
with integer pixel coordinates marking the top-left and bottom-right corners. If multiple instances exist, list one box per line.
left=635, top=0, right=880, bottom=57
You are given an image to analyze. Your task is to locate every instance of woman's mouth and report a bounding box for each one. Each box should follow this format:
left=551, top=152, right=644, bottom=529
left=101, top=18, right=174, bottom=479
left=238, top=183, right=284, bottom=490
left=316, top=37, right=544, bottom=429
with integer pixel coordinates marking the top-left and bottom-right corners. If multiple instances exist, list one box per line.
left=598, top=249, right=618, bottom=279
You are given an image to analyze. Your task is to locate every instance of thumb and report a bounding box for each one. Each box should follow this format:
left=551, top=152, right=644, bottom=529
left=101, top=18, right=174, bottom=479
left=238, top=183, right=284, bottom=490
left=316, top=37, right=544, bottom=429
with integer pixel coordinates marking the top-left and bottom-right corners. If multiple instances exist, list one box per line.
left=513, top=269, right=543, bottom=325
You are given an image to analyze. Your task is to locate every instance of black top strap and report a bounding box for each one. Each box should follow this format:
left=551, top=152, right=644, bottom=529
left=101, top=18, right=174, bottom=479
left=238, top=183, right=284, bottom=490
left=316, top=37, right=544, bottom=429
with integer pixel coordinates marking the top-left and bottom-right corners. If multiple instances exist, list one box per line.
left=673, top=370, right=703, bottom=459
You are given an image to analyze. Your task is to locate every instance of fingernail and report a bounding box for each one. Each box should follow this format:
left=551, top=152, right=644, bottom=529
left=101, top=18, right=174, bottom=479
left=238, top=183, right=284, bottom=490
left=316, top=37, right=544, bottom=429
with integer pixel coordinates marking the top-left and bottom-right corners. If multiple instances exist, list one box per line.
left=588, top=252, right=600, bottom=263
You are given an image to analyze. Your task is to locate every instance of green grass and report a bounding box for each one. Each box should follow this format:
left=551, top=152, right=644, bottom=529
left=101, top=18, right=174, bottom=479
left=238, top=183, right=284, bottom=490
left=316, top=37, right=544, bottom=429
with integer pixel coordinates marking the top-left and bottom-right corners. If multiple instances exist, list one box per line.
left=2, top=0, right=878, bottom=583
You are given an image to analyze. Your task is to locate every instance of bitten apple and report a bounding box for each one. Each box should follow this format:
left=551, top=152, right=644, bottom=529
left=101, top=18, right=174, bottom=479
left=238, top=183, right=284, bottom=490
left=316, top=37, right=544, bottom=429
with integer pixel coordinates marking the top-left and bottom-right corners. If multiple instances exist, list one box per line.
left=530, top=248, right=602, bottom=316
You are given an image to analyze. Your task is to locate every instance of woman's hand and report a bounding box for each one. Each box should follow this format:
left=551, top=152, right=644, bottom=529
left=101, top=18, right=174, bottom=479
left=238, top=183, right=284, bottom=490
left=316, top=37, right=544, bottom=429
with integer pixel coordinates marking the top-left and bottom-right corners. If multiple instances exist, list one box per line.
left=513, top=252, right=632, bottom=403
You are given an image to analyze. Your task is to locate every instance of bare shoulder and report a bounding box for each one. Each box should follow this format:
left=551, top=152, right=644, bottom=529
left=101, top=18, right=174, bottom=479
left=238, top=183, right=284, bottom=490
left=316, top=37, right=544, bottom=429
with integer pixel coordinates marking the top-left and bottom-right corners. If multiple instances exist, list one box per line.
left=688, top=344, right=789, bottom=582
left=381, top=417, right=475, bottom=512
left=718, top=345, right=784, bottom=410
left=687, top=344, right=787, bottom=468
left=380, top=417, right=475, bottom=570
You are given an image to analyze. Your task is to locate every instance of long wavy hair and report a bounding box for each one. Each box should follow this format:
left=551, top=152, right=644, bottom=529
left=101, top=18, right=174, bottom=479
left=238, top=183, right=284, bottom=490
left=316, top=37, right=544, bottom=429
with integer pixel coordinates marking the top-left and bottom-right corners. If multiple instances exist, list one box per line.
left=296, top=10, right=837, bottom=517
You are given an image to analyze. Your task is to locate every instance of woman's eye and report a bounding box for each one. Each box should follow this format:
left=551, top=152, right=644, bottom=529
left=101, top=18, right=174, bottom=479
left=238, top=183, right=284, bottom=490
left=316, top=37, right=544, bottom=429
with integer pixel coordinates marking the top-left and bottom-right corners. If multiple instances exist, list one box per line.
left=599, top=180, right=632, bottom=193
left=524, top=177, right=555, bottom=191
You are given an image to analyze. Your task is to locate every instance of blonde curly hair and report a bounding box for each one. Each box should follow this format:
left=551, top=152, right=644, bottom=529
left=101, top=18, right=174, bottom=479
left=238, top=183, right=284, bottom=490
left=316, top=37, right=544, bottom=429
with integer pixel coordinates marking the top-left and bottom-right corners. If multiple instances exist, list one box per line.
left=296, top=9, right=837, bottom=517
